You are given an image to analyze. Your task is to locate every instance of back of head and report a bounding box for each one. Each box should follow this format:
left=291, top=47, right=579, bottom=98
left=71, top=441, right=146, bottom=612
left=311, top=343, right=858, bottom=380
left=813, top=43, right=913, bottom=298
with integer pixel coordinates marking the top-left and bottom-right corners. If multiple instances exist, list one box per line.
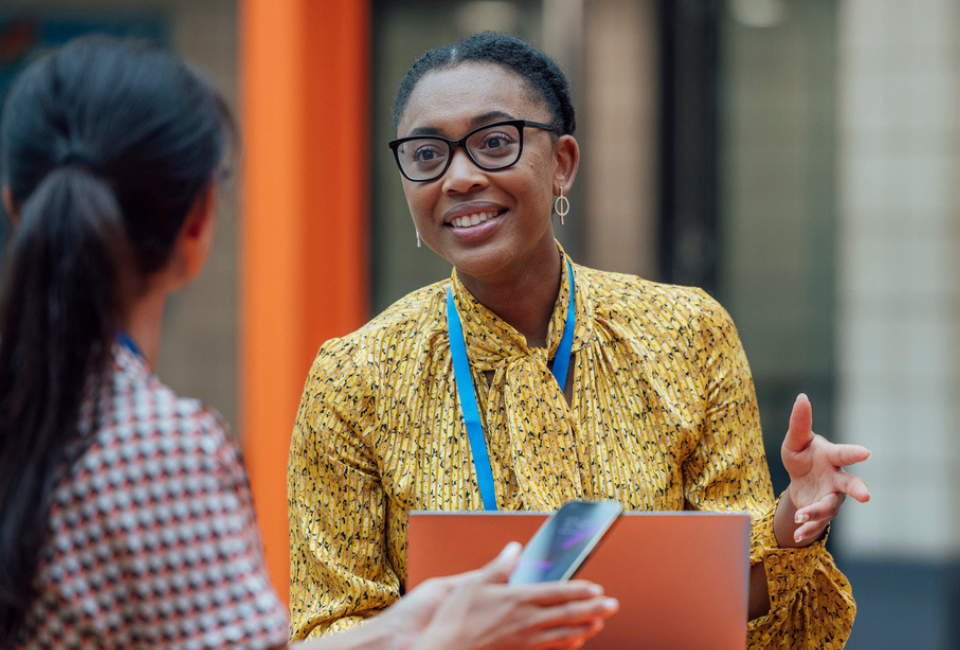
left=0, top=35, right=230, bottom=642
left=392, top=31, right=576, bottom=136
left=2, top=35, right=229, bottom=274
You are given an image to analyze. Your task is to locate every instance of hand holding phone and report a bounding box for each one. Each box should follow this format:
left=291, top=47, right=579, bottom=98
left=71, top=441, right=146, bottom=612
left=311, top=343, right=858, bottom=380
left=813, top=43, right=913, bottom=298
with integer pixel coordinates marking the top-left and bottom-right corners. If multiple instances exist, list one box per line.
left=509, top=499, right=623, bottom=585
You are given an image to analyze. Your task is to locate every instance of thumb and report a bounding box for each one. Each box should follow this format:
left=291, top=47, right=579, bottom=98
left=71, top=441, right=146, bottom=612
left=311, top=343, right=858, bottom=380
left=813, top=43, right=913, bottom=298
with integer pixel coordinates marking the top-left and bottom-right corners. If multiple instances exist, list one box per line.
left=782, top=393, right=814, bottom=454
left=477, top=541, right=522, bottom=584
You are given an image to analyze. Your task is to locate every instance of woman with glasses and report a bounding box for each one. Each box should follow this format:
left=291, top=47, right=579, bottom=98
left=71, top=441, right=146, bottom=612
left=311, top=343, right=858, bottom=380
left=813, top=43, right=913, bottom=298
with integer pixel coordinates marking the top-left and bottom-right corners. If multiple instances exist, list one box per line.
left=289, top=31, right=871, bottom=648
left=0, top=35, right=615, bottom=650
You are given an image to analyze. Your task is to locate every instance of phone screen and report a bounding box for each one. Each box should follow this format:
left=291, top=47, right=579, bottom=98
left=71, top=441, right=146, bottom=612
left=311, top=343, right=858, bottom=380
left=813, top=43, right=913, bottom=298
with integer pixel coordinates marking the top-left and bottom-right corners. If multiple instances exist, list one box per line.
left=509, top=500, right=623, bottom=585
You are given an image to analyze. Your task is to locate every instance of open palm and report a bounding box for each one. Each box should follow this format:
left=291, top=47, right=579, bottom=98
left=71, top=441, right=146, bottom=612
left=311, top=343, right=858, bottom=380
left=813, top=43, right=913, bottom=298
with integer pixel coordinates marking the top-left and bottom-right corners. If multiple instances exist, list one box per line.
left=781, top=394, right=871, bottom=542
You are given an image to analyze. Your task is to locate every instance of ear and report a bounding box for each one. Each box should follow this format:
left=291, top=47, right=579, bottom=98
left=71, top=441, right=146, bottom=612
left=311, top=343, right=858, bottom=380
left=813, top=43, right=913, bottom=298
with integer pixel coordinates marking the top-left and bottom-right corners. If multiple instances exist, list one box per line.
left=2, top=185, right=19, bottom=225
left=553, top=134, right=580, bottom=196
left=171, top=182, right=217, bottom=289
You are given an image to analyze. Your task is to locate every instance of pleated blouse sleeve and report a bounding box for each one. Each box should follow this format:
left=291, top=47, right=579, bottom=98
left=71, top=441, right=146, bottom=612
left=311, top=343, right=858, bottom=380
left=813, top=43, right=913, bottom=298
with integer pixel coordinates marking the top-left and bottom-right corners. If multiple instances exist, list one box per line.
left=680, top=289, right=856, bottom=649
left=287, top=336, right=398, bottom=640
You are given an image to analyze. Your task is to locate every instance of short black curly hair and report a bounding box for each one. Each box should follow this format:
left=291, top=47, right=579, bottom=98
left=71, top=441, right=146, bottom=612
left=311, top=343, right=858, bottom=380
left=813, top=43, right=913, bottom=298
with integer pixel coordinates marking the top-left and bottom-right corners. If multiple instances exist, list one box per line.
left=392, top=31, right=576, bottom=136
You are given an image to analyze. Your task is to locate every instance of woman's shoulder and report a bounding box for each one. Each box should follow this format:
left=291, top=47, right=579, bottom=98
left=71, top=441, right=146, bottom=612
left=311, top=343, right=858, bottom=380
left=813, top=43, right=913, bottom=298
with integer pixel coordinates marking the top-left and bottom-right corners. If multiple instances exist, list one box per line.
left=578, top=265, right=732, bottom=331
left=312, top=279, right=450, bottom=366
left=49, top=347, right=244, bottom=546
left=362, top=278, right=450, bottom=335
left=83, top=346, right=235, bottom=466
left=35, top=349, right=284, bottom=650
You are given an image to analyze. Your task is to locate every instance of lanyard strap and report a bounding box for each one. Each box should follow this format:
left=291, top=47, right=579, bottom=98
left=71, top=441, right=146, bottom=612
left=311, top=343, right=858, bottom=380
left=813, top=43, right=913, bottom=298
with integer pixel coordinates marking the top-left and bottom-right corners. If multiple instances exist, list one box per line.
left=446, top=259, right=576, bottom=511
left=116, top=330, right=144, bottom=360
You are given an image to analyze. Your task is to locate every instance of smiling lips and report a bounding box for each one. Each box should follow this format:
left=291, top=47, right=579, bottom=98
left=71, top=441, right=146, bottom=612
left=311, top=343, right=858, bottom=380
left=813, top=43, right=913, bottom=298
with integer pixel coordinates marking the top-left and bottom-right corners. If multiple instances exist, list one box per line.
left=448, top=210, right=503, bottom=229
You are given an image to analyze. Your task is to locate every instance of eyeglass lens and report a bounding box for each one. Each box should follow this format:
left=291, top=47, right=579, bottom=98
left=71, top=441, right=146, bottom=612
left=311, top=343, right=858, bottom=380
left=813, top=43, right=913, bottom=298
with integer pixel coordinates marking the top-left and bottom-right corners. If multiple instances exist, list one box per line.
left=395, top=123, right=522, bottom=181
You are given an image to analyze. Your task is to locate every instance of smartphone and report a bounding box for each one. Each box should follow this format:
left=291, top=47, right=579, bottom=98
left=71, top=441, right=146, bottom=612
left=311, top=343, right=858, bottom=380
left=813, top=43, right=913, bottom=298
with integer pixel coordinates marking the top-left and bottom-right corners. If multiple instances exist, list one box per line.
left=508, top=499, right=623, bottom=585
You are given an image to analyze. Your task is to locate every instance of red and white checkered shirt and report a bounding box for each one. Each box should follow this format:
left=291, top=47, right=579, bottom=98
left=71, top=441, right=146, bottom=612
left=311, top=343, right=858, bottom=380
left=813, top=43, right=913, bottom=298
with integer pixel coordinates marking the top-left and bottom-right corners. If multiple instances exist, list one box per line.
left=17, top=345, right=288, bottom=649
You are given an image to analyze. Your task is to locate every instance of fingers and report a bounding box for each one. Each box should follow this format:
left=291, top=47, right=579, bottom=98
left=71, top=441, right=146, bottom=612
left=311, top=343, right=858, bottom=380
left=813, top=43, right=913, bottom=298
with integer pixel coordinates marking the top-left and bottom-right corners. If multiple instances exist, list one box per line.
left=782, top=394, right=814, bottom=453
left=477, top=541, right=522, bottom=584
left=793, top=492, right=844, bottom=541
left=512, top=580, right=606, bottom=606
left=792, top=472, right=869, bottom=540
left=792, top=470, right=870, bottom=523
left=826, top=443, right=872, bottom=469
left=526, top=619, right=607, bottom=649
left=795, top=491, right=844, bottom=523
left=829, top=470, right=871, bottom=503
left=793, top=519, right=827, bottom=543
left=411, top=576, right=458, bottom=602
left=532, top=595, right=619, bottom=628
left=843, top=473, right=871, bottom=503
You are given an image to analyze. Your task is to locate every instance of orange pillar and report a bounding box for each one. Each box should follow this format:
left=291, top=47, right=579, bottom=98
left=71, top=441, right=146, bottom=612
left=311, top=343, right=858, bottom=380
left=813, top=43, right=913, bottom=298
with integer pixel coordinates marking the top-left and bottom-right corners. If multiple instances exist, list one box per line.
left=239, top=0, right=370, bottom=605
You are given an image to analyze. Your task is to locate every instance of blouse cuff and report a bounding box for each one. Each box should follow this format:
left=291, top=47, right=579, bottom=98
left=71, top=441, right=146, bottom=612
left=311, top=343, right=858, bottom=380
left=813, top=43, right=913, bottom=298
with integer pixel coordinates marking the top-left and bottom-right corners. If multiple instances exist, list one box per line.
left=750, top=496, right=829, bottom=613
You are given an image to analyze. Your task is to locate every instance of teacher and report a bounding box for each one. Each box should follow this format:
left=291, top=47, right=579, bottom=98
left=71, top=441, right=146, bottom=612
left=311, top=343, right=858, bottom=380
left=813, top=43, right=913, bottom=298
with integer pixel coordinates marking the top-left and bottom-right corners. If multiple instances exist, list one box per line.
left=288, top=31, right=870, bottom=647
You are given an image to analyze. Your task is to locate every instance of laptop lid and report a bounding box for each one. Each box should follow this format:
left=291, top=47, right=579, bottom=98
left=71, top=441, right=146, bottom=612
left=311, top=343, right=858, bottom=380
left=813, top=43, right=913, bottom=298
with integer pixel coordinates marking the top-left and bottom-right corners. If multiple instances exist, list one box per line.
left=407, top=511, right=750, bottom=650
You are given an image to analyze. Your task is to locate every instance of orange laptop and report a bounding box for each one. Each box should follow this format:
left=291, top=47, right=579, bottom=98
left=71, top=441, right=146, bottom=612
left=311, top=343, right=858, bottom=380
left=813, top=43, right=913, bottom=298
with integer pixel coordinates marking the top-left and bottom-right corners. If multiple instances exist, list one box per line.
left=407, top=511, right=750, bottom=650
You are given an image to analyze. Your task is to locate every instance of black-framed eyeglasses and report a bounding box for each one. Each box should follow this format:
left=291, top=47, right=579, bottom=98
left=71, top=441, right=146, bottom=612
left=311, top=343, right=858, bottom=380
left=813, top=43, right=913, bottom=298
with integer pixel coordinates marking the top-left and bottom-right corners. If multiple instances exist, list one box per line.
left=388, top=119, right=557, bottom=182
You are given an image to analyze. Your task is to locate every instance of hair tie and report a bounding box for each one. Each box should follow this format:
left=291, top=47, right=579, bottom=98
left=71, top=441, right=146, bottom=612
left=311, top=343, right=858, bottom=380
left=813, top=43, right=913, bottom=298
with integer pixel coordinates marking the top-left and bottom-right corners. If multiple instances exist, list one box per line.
left=57, top=146, right=100, bottom=173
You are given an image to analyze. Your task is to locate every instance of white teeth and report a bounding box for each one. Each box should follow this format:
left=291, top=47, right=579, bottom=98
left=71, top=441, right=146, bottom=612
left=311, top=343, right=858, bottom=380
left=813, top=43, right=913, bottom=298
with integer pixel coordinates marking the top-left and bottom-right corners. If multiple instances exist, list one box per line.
left=451, top=211, right=498, bottom=228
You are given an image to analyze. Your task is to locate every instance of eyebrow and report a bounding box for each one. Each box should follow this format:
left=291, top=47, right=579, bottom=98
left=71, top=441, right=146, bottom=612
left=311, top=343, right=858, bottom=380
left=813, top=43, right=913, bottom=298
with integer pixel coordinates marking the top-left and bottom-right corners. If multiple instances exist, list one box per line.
left=406, top=110, right=518, bottom=137
left=470, top=110, right=515, bottom=126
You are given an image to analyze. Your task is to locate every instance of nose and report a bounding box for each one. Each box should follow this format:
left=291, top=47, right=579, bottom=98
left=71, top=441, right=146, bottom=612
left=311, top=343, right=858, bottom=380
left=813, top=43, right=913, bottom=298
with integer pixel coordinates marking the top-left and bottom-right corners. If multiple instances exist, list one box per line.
left=441, top=147, right=487, bottom=195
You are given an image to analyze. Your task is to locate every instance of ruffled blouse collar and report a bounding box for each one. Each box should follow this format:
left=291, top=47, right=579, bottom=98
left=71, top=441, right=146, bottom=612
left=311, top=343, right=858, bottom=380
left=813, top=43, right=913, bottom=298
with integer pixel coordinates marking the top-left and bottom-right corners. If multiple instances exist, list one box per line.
left=448, top=243, right=595, bottom=371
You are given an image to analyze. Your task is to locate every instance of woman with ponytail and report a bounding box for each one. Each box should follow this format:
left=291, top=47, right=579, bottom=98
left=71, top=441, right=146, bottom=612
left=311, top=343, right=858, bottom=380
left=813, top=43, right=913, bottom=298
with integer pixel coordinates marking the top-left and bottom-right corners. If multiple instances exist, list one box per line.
left=0, top=35, right=614, bottom=650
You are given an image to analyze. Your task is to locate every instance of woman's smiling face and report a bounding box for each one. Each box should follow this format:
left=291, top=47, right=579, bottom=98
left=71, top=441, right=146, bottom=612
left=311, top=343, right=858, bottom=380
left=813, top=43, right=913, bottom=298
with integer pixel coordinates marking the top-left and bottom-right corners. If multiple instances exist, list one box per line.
left=395, top=62, right=578, bottom=282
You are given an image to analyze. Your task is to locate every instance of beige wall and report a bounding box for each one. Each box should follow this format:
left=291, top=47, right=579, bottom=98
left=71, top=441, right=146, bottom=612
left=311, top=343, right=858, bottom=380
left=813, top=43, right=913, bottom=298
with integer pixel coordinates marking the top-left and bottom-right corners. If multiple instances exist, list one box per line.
left=157, top=1, right=240, bottom=433
left=581, top=0, right=660, bottom=278
left=836, top=0, right=960, bottom=559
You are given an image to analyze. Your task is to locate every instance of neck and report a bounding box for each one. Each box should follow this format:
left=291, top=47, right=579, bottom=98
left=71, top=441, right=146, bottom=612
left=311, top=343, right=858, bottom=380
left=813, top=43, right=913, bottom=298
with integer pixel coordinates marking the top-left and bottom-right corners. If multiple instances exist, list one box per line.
left=121, top=288, right=167, bottom=368
left=458, top=246, right=563, bottom=348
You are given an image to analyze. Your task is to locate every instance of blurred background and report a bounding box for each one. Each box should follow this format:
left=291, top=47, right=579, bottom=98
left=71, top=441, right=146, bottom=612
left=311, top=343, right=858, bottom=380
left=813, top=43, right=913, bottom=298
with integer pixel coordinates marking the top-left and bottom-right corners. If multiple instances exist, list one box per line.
left=1, top=0, right=958, bottom=647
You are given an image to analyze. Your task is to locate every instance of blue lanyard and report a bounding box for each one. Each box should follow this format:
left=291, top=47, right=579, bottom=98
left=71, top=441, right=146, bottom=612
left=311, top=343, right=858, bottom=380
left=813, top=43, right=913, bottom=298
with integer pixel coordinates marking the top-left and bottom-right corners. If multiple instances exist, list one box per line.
left=446, top=259, right=576, bottom=511
left=116, top=330, right=144, bottom=360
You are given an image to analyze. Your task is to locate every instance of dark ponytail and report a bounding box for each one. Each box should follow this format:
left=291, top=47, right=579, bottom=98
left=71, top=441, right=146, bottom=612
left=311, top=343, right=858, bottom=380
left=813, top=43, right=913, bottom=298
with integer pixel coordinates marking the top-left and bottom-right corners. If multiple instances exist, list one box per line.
left=0, top=167, right=127, bottom=638
left=0, top=36, right=230, bottom=643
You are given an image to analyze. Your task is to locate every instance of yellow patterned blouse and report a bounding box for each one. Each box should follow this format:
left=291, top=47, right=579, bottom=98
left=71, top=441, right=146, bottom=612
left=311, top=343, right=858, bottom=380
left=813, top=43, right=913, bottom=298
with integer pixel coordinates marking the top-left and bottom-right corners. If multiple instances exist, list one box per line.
left=288, top=252, right=855, bottom=648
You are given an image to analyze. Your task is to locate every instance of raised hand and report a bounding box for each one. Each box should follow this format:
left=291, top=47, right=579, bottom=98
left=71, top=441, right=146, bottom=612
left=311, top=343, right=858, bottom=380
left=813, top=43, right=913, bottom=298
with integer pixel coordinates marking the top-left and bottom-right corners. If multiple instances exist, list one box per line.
left=779, top=394, right=871, bottom=545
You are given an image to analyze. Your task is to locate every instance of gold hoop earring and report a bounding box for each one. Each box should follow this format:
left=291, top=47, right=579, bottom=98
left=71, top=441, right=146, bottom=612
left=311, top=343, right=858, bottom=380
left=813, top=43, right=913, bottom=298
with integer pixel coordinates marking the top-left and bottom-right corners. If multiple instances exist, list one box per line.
left=416, top=229, right=421, bottom=248
left=554, top=188, right=570, bottom=225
